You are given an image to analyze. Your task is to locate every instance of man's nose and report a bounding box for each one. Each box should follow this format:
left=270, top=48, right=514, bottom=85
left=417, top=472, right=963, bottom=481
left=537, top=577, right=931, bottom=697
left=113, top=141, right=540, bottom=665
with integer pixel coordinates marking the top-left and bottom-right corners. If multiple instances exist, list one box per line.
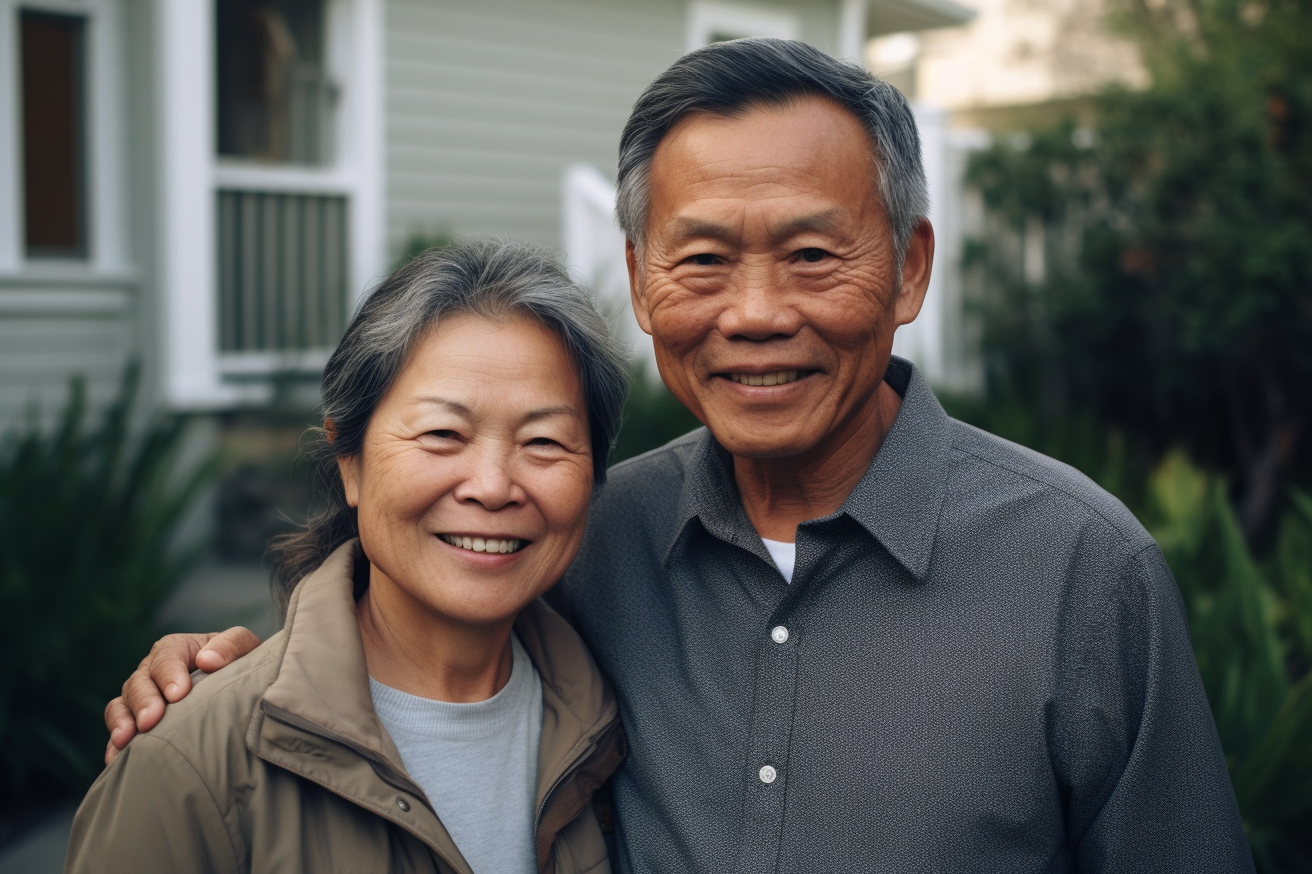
left=718, top=266, right=800, bottom=340
left=451, top=444, right=525, bottom=510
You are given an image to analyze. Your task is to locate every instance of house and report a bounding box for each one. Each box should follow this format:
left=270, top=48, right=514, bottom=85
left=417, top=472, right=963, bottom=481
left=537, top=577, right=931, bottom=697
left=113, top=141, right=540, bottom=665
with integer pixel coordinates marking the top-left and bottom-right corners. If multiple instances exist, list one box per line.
left=0, top=0, right=974, bottom=431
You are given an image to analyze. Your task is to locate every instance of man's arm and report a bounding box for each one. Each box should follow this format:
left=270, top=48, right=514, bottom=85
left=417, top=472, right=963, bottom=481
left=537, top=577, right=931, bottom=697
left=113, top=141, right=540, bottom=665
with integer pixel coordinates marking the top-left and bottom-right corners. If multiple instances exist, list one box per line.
left=103, top=627, right=262, bottom=763
left=1060, top=544, right=1254, bottom=872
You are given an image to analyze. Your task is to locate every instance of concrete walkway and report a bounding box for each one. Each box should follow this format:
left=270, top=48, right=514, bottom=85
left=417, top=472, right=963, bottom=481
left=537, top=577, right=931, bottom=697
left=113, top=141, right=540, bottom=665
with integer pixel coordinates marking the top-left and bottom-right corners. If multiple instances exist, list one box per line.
left=0, top=561, right=275, bottom=874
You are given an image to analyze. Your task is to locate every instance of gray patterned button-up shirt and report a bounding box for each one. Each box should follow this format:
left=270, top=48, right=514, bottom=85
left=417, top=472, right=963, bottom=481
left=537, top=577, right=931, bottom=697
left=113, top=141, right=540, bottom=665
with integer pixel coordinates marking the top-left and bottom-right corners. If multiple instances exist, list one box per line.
left=551, top=357, right=1252, bottom=874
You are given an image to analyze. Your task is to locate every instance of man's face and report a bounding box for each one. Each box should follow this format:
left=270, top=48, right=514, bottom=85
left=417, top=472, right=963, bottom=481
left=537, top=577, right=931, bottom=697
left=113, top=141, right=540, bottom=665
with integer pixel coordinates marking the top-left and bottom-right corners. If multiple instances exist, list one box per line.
left=627, top=96, right=932, bottom=462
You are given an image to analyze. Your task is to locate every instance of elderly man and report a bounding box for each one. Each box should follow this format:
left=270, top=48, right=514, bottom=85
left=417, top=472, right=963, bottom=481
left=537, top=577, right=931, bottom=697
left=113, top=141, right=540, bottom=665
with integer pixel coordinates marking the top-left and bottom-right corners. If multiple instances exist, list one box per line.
left=108, top=39, right=1251, bottom=873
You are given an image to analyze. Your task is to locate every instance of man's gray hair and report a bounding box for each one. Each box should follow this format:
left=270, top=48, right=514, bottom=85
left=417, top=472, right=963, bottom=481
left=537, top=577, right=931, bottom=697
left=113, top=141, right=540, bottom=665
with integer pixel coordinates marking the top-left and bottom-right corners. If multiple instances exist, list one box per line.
left=269, top=239, right=629, bottom=616
left=616, top=37, right=929, bottom=265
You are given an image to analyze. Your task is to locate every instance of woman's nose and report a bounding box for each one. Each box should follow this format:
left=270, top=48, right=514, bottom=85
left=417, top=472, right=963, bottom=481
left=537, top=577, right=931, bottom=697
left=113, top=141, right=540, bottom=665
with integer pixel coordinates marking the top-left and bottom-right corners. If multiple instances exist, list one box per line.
left=451, top=445, right=525, bottom=509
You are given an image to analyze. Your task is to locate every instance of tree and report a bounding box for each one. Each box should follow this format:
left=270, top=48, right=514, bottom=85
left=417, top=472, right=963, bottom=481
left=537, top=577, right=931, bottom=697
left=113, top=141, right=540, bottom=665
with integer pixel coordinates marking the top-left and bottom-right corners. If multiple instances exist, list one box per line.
left=965, top=0, right=1312, bottom=540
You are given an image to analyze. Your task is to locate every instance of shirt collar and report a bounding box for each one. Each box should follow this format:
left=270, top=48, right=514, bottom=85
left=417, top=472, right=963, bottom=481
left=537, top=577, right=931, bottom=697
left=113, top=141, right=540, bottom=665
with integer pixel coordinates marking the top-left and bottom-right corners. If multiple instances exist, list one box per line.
left=664, top=357, right=950, bottom=581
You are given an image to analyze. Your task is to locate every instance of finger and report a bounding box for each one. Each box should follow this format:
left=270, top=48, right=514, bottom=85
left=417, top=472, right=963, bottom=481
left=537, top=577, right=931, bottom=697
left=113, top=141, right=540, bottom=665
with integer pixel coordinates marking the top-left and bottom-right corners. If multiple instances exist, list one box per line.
left=195, top=626, right=263, bottom=674
left=144, top=632, right=220, bottom=702
left=120, top=632, right=215, bottom=732
left=104, top=696, right=137, bottom=754
left=122, top=668, right=168, bottom=733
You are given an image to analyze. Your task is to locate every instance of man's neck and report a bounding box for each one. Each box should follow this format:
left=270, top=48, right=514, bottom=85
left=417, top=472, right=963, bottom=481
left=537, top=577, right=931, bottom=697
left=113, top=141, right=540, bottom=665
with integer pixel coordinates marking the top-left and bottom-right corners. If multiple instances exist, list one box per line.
left=733, top=381, right=902, bottom=542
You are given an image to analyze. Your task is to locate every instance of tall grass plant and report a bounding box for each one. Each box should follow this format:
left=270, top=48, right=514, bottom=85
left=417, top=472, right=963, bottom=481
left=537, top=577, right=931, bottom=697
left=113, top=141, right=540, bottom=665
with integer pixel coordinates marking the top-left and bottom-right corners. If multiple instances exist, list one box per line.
left=0, top=367, right=217, bottom=810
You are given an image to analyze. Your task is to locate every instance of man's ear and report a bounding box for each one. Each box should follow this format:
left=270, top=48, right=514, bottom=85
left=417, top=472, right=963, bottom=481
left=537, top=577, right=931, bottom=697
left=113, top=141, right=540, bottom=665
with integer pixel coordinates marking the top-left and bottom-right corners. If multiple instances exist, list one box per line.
left=338, top=455, right=361, bottom=508
left=626, top=239, right=653, bottom=336
left=894, top=219, right=935, bottom=327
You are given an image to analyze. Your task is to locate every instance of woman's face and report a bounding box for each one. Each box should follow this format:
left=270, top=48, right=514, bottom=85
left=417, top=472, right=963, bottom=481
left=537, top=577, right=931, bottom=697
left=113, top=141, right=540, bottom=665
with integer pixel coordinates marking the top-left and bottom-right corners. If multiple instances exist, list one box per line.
left=338, top=313, right=594, bottom=631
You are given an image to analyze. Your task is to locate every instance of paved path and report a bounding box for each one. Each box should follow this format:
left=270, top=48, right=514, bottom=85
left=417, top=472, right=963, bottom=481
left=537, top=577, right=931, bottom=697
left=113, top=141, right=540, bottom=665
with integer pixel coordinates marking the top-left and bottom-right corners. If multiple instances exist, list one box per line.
left=0, top=562, right=275, bottom=874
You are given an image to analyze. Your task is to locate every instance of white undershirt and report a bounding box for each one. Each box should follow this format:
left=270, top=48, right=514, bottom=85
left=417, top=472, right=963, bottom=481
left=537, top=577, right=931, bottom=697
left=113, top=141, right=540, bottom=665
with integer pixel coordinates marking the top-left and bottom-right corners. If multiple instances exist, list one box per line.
left=761, top=538, right=796, bottom=583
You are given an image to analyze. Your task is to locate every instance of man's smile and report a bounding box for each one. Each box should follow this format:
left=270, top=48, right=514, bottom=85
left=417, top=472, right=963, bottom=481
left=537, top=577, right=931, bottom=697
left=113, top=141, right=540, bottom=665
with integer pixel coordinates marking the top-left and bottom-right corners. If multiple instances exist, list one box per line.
left=725, top=369, right=805, bottom=387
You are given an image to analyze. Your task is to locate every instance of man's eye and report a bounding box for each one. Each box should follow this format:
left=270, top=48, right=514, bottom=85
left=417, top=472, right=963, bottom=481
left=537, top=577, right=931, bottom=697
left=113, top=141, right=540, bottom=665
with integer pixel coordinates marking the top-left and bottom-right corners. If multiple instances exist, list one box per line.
left=798, top=248, right=829, bottom=263
left=427, top=429, right=459, bottom=439
left=527, top=437, right=560, bottom=448
left=689, top=253, right=721, bottom=266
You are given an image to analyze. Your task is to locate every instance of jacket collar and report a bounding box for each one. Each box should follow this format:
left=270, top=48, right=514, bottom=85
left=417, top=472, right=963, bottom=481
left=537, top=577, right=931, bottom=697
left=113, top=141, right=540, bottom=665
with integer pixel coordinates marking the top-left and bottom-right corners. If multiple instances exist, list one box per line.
left=253, top=540, right=623, bottom=874
left=666, top=356, right=950, bottom=581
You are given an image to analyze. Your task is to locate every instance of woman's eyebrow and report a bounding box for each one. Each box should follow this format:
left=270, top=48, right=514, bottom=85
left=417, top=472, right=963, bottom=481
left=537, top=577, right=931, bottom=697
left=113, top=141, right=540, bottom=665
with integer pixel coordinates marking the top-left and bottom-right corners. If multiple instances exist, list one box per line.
left=521, top=405, right=582, bottom=424
left=415, top=397, right=579, bottom=423
left=415, top=396, right=472, bottom=416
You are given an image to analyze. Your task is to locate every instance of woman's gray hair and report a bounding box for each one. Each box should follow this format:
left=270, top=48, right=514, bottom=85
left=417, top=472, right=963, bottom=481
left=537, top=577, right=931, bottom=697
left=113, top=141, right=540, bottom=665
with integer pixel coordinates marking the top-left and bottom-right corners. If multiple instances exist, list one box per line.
left=616, top=37, right=929, bottom=267
left=268, top=238, right=629, bottom=617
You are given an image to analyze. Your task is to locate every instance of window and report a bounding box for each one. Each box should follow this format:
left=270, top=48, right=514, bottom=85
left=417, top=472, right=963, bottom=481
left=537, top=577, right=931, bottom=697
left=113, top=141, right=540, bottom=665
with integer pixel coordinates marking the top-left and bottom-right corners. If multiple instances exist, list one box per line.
left=216, top=0, right=334, bottom=165
left=686, top=2, right=799, bottom=50
left=20, top=10, right=87, bottom=259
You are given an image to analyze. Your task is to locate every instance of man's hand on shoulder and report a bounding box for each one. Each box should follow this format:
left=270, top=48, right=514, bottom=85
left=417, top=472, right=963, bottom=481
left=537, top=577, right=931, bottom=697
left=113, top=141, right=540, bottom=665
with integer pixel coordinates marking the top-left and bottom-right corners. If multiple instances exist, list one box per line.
left=103, top=627, right=264, bottom=764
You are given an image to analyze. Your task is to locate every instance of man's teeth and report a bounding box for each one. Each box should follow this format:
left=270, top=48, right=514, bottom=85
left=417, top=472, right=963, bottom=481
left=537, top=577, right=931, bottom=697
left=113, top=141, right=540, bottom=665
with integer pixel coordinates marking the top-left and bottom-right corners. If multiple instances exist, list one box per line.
left=439, top=535, right=524, bottom=554
left=728, top=370, right=801, bottom=387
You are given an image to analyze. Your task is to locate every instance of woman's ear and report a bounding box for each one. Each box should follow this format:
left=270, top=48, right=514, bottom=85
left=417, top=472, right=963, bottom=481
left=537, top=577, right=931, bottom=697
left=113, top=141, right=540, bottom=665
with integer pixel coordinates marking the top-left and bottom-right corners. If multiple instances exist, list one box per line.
left=338, top=455, right=361, bottom=508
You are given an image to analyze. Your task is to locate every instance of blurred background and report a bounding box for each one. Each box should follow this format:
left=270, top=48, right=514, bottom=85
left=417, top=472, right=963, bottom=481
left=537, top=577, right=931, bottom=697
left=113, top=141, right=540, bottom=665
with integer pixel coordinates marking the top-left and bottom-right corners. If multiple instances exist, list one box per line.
left=0, top=0, right=1308, bottom=870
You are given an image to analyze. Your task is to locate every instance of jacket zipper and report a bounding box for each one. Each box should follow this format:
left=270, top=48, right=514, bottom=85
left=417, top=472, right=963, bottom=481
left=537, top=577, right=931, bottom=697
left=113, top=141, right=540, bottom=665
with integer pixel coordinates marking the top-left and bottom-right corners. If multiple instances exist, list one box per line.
left=533, top=715, right=619, bottom=837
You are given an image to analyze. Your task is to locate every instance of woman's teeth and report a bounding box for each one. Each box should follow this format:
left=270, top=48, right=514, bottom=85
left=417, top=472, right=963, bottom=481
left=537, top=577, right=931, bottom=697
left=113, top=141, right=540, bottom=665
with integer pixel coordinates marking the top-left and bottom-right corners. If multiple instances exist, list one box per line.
left=439, top=535, right=524, bottom=554
left=729, top=370, right=801, bottom=387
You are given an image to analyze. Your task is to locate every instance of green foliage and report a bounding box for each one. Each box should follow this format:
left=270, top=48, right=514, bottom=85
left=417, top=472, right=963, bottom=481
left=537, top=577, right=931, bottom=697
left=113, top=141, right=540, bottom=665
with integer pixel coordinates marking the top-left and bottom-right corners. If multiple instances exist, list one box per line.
left=1140, top=454, right=1312, bottom=871
left=0, top=367, right=217, bottom=809
left=610, top=365, right=702, bottom=465
left=964, top=0, right=1312, bottom=538
left=396, top=231, right=455, bottom=269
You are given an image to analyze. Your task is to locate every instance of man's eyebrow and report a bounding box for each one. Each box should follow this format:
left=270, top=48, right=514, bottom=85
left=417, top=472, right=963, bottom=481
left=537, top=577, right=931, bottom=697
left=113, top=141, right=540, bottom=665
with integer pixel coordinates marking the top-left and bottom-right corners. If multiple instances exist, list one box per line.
left=669, top=216, right=734, bottom=241
left=770, top=210, right=842, bottom=238
left=668, top=211, right=844, bottom=242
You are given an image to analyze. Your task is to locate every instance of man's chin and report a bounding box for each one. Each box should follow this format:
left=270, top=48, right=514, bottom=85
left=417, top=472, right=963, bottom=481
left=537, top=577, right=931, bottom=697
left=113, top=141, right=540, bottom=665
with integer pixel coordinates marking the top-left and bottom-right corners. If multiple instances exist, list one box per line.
left=711, top=427, right=817, bottom=462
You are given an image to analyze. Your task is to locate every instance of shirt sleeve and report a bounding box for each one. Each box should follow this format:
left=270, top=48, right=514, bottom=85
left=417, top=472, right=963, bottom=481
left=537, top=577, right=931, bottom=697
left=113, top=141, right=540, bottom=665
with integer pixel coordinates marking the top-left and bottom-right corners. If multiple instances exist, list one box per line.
left=64, top=735, right=242, bottom=874
left=1057, top=543, right=1254, bottom=873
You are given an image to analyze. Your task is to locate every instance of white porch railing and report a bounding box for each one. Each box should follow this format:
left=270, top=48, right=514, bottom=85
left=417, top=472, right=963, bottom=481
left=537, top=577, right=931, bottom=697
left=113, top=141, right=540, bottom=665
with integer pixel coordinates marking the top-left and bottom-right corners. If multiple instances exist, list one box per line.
left=215, top=189, right=348, bottom=359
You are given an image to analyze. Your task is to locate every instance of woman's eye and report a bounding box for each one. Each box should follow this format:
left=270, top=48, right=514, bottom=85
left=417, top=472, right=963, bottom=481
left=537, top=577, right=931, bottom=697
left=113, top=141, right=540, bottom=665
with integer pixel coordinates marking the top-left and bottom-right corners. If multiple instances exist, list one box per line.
left=797, top=248, right=829, bottom=263
left=427, top=429, right=459, bottom=440
left=527, top=437, right=560, bottom=448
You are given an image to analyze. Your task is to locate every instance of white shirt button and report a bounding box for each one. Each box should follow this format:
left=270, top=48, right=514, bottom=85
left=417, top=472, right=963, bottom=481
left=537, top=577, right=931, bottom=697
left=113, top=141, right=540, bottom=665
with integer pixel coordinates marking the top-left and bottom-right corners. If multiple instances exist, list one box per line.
left=770, top=625, right=789, bottom=644
left=759, top=764, right=778, bottom=784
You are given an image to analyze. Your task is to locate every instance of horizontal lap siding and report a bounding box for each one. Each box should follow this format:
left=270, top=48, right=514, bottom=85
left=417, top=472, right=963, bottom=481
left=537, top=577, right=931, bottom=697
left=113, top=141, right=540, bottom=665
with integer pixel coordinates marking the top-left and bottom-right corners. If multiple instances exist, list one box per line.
left=0, top=292, right=138, bottom=428
left=385, top=0, right=688, bottom=259
left=384, top=0, right=841, bottom=262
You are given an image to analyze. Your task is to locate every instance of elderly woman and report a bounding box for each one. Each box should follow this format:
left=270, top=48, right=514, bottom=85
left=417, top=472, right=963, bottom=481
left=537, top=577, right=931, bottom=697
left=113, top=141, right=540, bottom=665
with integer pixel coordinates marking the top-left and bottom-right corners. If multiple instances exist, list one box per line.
left=65, top=240, right=629, bottom=874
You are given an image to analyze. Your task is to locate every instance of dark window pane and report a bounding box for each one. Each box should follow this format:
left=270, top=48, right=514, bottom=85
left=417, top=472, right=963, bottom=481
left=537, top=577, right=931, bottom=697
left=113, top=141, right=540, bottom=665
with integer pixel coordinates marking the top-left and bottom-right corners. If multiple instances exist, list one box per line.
left=216, top=0, right=331, bottom=164
left=21, top=11, right=87, bottom=259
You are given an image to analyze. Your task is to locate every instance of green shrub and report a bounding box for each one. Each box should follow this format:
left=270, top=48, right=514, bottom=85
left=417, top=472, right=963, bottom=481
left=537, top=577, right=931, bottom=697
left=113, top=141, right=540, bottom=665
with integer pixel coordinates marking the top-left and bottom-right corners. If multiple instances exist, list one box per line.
left=0, top=367, right=217, bottom=810
left=610, top=365, right=702, bottom=465
left=1140, top=454, right=1312, bottom=872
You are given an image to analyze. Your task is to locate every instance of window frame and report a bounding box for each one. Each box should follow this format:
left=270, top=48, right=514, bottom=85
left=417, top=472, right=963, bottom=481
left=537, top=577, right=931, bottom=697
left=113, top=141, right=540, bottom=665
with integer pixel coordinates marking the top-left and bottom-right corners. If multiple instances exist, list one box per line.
left=157, top=0, right=383, bottom=408
left=685, top=1, right=800, bottom=50
left=0, top=0, right=130, bottom=277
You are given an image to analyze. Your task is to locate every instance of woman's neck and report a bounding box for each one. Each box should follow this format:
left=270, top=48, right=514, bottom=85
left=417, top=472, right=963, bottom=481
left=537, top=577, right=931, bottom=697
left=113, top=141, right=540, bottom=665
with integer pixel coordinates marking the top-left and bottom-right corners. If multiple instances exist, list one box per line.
left=355, top=583, right=515, bottom=703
